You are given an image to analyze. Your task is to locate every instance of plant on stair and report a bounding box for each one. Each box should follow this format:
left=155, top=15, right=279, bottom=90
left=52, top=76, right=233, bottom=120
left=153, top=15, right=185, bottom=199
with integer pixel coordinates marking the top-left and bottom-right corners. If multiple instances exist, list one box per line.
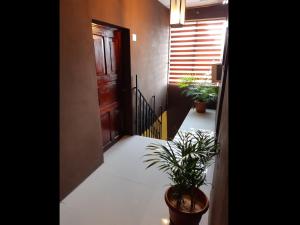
left=143, top=130, right=219, bottom=225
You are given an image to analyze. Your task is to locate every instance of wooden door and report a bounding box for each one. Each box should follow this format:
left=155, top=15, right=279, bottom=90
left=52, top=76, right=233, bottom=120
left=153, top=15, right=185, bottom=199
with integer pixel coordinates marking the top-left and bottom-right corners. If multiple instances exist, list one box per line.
left=92, top=23, right=122, bottom=151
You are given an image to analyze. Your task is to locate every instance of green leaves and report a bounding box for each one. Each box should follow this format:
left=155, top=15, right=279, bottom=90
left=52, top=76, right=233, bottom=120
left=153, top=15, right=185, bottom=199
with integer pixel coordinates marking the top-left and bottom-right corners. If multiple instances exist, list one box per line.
left=177, top=76, right=197, bottom=88
left=184, top=85, right=218, bottom=103
left=177, top=75, right=219, bottom=103
left=143, top=130, right=220, bottom=193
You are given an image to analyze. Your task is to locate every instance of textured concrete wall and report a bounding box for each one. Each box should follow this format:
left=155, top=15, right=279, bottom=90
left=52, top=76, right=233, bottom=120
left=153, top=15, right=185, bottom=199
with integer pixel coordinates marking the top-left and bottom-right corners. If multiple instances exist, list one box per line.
left=89, top=0, right=170, bottom=115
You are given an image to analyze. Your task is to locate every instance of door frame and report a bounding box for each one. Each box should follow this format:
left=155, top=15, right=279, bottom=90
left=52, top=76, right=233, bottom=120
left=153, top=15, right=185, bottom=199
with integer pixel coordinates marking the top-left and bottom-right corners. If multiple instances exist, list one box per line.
left=92, top=19, right=134, bottom=144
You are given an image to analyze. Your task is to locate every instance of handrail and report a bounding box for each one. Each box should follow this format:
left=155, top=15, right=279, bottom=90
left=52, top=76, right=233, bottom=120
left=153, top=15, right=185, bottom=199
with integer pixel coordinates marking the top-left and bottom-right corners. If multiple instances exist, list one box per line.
left=133, top=75, right=162, bottom=139
left=215, top=27, right=228, bottom=138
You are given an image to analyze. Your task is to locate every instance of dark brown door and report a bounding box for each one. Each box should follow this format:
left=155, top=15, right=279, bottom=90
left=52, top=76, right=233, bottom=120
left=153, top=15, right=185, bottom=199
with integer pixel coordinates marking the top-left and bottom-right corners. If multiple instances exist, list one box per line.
left=92, top=23, right=122, bottom=151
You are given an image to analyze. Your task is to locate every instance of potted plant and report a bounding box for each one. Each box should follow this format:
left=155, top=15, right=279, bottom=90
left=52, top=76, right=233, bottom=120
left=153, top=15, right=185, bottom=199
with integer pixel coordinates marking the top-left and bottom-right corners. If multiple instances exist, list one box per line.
left=144, top=130, right=219, bottom=225
left=178, top=77, right=219, bottom=113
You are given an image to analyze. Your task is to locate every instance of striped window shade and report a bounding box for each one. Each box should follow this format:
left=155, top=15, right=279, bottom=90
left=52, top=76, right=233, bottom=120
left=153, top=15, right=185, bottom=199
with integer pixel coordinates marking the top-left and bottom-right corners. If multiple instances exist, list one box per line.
left=168, top=18, right=227, bottom=84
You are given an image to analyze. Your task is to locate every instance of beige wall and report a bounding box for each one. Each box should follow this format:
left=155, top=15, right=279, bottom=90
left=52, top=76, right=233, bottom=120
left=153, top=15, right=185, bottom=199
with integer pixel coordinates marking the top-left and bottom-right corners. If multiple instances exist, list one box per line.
left=60, top=0, right=169, bottom=200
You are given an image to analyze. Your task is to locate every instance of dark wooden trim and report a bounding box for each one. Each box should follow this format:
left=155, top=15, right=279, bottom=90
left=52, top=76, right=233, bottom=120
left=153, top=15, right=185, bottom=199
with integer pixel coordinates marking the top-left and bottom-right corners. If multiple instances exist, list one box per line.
left=185, top=4, right=228, bottom=21
left=102, top=134, right=123, bottom=152
left=92, top=19, right=130, bottom=31
left=119, top=28, right=134, bottom=135
left=215, top=27, right=228, bottom=137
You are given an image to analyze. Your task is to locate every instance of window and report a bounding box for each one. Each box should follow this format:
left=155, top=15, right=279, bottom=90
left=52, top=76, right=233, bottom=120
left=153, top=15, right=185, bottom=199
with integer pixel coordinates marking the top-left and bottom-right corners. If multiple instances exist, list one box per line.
left=168, top=18, right=227, bottom=84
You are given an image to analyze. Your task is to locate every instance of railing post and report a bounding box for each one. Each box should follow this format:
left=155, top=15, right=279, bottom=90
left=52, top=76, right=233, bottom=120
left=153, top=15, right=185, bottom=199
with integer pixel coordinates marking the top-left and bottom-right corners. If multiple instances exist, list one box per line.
left=144, top=100, right=147, bottom=136
left=139, top=93, right=142, bottom=135
left=142, top=99, right=145, bottom=136
left=148, top=106, right=150, bottom=137
left=150, top=111, right=152, bottom=138
left=151, top=112, right=154, bottom=138
left=133, top=79, right=163, bottom=139
left=160, top=106, right=163, bottom=139
left=153, top=95, right=156, bottom=114
left=136, top=75, right=138, bottom=135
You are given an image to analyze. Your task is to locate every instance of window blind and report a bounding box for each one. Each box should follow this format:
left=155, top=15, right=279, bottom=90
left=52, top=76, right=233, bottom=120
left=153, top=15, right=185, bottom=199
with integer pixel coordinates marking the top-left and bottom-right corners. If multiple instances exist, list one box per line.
left=168, top=18, right=227, bottom=84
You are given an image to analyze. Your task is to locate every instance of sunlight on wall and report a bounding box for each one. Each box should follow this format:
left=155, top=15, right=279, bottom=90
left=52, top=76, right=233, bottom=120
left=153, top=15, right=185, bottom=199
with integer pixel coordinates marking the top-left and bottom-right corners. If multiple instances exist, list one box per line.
left=161, top=111, right=168, bottom=140
left=142, top=111, right=168, bottom=140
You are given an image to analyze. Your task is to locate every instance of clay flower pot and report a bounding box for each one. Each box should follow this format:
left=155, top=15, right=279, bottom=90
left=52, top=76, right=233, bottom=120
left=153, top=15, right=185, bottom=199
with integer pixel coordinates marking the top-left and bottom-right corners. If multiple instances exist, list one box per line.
left=164, top=187, right=209, bottom=225
left=194, top=101, right=206, bottom=113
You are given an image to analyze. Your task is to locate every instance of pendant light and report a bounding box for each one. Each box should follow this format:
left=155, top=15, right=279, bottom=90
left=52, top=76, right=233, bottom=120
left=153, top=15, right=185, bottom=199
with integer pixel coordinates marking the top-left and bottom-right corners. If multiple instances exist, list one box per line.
left=170, top=0, right=186, bottom=28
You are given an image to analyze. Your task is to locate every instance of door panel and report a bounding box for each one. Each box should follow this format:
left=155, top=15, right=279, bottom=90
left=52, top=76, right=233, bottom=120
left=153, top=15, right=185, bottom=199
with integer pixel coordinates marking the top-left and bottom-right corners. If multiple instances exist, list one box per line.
left=105, top=38, right=112, bottom=75
left=109, top=38, right=117, bottom=74
left=92, top=23, right=122, bottom=150
left=98, top=81, right=118, bottom=107
left=93, top=35, right=106, bottom=76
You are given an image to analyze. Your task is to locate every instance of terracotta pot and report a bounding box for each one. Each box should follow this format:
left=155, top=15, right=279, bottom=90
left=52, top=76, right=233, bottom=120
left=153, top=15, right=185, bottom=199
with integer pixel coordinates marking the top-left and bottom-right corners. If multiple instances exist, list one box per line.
left=194, top=101, right=206, bottom=113
left=165, top=187, right=209, bottom=225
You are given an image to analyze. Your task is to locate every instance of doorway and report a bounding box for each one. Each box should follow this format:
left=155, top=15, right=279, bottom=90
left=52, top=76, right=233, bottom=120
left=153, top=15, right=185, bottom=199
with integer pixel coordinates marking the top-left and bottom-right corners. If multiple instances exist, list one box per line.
left=91, top=20, right=133, bottom=151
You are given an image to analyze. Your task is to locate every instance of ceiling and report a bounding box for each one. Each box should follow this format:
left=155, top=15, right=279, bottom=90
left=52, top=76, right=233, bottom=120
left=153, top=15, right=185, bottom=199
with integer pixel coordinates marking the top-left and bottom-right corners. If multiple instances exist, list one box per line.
left=157, top=0, right=224, bottom=9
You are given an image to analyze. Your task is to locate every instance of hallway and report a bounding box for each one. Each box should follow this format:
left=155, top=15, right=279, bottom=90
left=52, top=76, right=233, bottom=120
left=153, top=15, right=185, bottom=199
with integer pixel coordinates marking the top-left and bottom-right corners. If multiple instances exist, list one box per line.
left=60, top=109, right=216, bottom=225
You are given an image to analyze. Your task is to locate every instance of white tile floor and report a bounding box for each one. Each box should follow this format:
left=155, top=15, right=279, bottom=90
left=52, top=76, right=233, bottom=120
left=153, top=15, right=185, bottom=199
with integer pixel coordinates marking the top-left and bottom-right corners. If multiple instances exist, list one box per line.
left=60, top=109, right=216, bottom=225
left=178, top=108, right=216, bottom=132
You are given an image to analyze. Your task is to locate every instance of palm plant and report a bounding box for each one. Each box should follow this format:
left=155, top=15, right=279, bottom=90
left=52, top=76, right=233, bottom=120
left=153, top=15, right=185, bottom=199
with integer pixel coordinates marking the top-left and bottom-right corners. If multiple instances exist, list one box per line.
left=183, top=85, right=218, bottom=103
left=144, top=130, right=219, bottom=211
left=178, top=76, right=219, bottom=103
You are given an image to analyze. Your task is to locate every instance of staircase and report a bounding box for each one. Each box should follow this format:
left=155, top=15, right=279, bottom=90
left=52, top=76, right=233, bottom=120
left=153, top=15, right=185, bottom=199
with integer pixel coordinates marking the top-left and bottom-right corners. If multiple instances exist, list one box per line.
left=134, top=75, right=162, bottom=139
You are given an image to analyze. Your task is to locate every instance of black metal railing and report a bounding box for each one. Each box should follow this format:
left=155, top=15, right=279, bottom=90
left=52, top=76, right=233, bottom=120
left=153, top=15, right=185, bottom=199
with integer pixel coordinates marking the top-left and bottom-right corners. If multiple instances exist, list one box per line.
left=134, top=75, right=162, bottom=139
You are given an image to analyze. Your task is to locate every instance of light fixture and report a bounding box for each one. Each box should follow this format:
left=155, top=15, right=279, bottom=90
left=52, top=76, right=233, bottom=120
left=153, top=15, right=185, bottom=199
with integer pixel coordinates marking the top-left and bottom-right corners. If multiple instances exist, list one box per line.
left=161, top=218, right=170, bottom=225
left=223, top=0, right=228, bottom=4
left=170, top=0, right=186, bottom=28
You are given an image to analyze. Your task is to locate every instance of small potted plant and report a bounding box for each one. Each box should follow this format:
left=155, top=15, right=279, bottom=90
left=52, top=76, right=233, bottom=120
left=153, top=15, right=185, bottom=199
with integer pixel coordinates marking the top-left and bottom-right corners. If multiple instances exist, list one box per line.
left=144, top=130, right=219, bottom=225
left=178, top=76, right=219, bottom=113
